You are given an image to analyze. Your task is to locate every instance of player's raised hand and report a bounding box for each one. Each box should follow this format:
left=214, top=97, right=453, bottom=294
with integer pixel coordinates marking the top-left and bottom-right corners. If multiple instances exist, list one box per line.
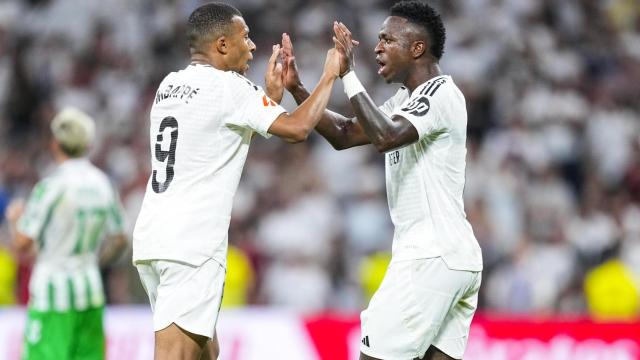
left=332, top=21, right=359, bottom=77
left=323, top=48, right=341, bottom=79
left=265, top=44, right=284, bottom=104
left=281, top=33, right=303, bottom=92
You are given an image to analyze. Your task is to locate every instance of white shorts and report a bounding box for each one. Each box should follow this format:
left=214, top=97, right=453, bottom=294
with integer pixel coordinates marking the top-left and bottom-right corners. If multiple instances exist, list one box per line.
left=360, top=257, right=481, bottom=360
left=136, top=258, right=225, bottom=339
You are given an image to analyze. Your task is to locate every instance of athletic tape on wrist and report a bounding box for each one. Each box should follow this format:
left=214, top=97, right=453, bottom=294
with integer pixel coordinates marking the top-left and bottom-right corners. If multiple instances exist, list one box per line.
left=342, top=71, right=366, bottom=99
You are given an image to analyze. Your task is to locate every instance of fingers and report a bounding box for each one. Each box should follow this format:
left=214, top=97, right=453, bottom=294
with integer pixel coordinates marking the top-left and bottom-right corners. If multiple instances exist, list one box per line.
left=268, top=44, right=281, bottom=71
left=333, top=21, right=359, bottom=49
left=339, top=22, right=353, bottom=38
left=333, top=22, right=352, bottom=51
left=282, top=33, right=294, bottom=57
left=333, top=36, right=347, bottom=54
left=333, top=24, right=345, bottom=50
left=287, top=56, right=297, bottom=70
left=333, top=21, right=344, bottom=41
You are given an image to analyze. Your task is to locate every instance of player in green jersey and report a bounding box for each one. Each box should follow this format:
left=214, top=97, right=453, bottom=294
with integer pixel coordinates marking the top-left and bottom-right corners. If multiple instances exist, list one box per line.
left=6, top=107, right=127, bottom=360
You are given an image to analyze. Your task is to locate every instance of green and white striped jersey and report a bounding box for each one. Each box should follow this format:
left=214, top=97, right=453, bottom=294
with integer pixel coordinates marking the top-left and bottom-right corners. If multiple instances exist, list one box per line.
left=17, top=158, right=125, bottom=312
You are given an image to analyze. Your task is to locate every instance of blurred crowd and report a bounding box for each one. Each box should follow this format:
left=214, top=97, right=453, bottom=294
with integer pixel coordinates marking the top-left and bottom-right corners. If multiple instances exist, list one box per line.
left=1, top=0, right=639, bottom=319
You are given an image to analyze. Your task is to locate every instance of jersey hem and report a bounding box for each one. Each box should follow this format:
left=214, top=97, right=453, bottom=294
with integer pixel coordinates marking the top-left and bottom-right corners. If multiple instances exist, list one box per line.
left=391, top=253, right=483, bottom=272
left=132, top=252, right=226, bottom=269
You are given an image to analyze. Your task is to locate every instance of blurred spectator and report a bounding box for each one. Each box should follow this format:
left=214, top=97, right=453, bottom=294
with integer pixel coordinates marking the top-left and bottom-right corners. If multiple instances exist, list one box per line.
left=0, top=244, right=17, bottom=305
left=222, top=245, right=256, bottom=309
left=584, top=254, right=640, bottom=320
left=358, top=251, right=390, bottom=303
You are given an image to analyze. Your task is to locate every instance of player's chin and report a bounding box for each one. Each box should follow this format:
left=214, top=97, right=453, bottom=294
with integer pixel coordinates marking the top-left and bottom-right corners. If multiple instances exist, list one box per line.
left=379, top=71, right=394, bottom=83
left=236, top=65, right=249, bottom=75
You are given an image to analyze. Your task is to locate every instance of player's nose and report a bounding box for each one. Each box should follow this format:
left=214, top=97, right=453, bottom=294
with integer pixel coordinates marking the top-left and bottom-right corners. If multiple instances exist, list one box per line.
left=374, top=40, right=384, bottom=54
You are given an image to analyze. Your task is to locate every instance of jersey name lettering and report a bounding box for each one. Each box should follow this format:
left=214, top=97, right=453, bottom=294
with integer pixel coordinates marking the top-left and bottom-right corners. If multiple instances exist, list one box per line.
left=155, top=83, right=200, bottom=104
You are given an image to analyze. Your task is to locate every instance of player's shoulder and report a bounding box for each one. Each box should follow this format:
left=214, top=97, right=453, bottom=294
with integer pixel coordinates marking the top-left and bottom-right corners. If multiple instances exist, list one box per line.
left=85, top=162, right=110, bottom=181
left=415, top=75, right=463, bottom=103
left=387, top=85, right=410, bottom=103
left=176, top=65, right=260, bottom=93
left=65, top=160, right=110, bottom=185
left=30, top=175, right=64, bottom=202
left=171, top=64, right=221, bottom=82
left=414, top=75, right=451, bottom=97
left=226, top=71, right=262, bottom=93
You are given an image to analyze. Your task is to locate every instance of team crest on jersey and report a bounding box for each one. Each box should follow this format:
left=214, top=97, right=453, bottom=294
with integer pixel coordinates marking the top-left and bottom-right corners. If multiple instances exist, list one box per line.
left=401, top=95, right=430, bottom=116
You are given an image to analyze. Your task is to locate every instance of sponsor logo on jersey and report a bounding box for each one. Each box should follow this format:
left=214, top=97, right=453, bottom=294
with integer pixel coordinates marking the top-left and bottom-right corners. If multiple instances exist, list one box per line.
left=401, top=95, right=430, bottom=116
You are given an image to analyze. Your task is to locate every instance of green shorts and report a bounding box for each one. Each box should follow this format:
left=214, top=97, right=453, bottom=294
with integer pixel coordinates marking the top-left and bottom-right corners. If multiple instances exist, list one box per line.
left=22, top=306, right=105, bottom=360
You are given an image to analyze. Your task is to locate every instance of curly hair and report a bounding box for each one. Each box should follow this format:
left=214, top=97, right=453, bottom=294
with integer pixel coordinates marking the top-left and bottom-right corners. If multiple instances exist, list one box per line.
left=187, top=3, right=242, bottom=53
left=390, top=1, right=446, bottom=60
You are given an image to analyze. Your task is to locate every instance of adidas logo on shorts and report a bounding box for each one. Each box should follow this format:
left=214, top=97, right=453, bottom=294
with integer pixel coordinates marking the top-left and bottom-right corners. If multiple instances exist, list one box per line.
left=361, top=335, right=370, bottom=347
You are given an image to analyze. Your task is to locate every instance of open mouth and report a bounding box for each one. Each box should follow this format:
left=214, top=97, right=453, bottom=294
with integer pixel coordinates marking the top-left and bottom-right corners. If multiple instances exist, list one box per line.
left=376, top=58, right=387, bottom=75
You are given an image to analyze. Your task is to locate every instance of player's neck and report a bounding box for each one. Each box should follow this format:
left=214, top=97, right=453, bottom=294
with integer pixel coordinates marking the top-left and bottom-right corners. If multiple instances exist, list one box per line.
left=404, top=63, right=442, bottom=94
left=54, top=153, right=71, bottom=165
left=191, top=53, right=227, bottom=71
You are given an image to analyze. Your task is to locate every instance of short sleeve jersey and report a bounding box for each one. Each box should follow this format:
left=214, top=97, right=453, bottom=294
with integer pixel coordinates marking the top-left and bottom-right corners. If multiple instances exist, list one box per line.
left=133, top=64, right=286, bottom=267
left=378, top=75, right=482, bottom=271
left=17, top=158, right=125, bottom=311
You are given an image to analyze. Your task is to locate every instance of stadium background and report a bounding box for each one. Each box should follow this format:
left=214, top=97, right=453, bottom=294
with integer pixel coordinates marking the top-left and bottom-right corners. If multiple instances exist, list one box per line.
left=0, top=0, right=639, bottom=359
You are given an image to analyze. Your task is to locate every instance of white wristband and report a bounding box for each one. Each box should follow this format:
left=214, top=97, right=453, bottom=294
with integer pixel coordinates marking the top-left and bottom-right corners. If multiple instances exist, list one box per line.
left=342, top=71, right=366, bottom=99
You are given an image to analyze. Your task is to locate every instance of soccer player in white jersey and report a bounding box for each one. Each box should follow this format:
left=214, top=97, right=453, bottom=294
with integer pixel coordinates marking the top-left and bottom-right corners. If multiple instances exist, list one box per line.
left=132, top=2, right=342, bottom=359
left=281, top=1, right=483, bottom=359
left=5, top=108, right=127, bottom=360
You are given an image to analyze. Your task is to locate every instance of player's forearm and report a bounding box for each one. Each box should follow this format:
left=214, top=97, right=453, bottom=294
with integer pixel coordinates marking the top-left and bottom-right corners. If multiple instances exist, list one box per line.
left=99, top=234, right=127, bottom=267
left=314, top=111, right=363, bottom=150
left=288, top=84, right=310, bottom=105
left=288, top=73, right=337, bottom=138
left=12, top=232, right=34, bottom=254
left=289, top=84, right=364, bottom=149
left=350, top=93, right=404, bottom=152
left=265, top=86, right=284, bottom=104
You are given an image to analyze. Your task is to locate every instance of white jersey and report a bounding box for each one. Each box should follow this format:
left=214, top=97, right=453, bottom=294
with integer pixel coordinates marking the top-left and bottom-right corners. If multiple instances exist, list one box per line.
left=378, top=75, right=483, bottom=271
left=133, top=64, right=285, bottom=267
left=17, top=158, right=125, bottom=312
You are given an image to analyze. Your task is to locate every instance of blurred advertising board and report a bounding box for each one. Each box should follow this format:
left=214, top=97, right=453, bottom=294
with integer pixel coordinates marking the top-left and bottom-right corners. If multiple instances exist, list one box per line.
left=0, top=307, right=638, bottom=359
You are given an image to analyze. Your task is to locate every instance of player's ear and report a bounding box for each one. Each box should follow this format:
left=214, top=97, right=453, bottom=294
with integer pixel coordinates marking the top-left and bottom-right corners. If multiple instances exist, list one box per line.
left=412, top=40, right=426, bottom=59
left=215, top=37, right=228, bottom=55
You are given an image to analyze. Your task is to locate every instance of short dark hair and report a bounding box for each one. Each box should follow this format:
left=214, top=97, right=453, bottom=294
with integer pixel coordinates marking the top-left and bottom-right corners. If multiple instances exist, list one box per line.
left=187, top=2, right=242, bottom=52
left=390, top=1, right=446, bottom=60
